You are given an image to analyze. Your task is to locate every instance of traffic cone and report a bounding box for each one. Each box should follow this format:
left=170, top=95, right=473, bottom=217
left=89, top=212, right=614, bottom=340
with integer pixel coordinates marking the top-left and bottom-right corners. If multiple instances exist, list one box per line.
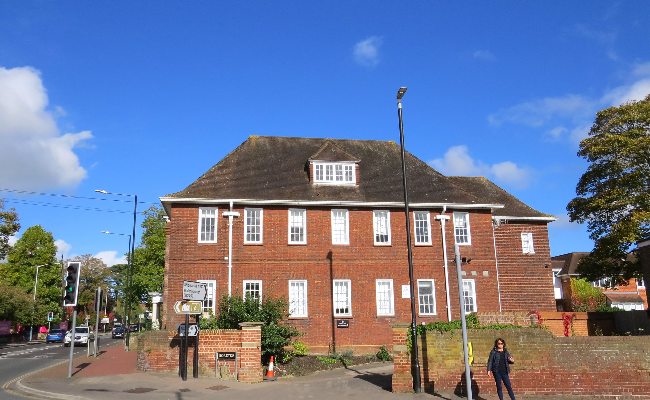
left=264, top=356, right=277, bottom=381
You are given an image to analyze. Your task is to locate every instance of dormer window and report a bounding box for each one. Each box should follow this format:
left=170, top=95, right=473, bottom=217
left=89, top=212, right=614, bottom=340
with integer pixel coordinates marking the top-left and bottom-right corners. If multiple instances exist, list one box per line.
left=313, top=162, right=356, bottom=185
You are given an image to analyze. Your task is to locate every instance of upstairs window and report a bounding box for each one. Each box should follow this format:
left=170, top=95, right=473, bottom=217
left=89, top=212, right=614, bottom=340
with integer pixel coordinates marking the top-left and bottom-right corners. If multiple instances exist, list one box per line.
left=414, top=211, right=431, bottom=245
left=245, top=208, right=263, bottom=243
left=333, top=279, right=351, bottom=316
left=313, top=162, right=355, bottom=185
left=521, top=232, right=535, bottom=254
left=198, top=207, right=218, bottom=243
left=373, top=210, right=391, bottom=245
left=288, top=209, right=306, bottom=244
left=453, top=212, right=471, bottom=245
left=331, top=209, right=349, bottom=245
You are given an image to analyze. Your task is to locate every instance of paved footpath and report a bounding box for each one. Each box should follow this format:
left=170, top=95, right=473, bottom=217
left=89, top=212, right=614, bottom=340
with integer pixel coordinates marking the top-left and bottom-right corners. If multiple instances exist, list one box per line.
left=5, top=344, right=595, bottom=400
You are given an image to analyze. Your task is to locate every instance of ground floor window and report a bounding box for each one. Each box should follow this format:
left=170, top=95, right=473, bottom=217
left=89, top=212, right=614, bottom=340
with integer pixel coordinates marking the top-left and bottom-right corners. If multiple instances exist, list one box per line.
left=333, top=279, right=351, bottom=316
left=289, top=280, right=308, bottom=317
left=375, top=279, right=394, bottom=316
left=197, top=279, right=216, bottom=315
left=244, top=280, right=262, bottom=302
left=417, top=279, right=436, bottom=315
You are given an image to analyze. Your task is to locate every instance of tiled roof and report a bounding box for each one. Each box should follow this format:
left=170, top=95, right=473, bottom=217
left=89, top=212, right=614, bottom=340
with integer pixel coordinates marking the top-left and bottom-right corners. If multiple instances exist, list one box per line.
left=604, top=293, right=645, bottom=304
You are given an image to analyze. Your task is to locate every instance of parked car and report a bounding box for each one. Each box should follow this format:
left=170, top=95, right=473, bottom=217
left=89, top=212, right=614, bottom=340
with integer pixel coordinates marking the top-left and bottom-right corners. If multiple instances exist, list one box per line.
left=112, top=326, right=125, bottom=339
left=46, top=329, right=66, bottom=343
left=63, top=326, right=95, bottom=347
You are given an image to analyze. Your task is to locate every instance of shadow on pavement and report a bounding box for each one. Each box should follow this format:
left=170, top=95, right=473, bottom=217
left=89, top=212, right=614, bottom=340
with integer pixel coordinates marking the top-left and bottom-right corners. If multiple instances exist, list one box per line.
left=71, top=362, right=91, bottom=377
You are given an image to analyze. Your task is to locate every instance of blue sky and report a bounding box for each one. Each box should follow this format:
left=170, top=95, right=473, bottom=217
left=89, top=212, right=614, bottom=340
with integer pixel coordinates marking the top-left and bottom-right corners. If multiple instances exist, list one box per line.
left=1, top=2, right=649, bottom=266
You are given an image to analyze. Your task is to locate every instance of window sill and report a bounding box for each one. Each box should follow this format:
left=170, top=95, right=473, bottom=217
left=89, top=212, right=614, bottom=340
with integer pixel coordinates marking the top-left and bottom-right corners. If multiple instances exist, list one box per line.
left=414, top=243, right=432, bottom=246
left=197, top=241, right=218, bottom=244
left=373, top=244, right=392, bottom=247
left=334, top=315, right=353, bottom=319
left=288, top=243, right=307, bottom=246
left=243, top=242, right=264, bottom=246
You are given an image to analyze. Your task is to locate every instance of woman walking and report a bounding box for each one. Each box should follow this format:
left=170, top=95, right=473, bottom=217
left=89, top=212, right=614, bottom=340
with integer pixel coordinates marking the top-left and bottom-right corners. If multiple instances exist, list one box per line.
left=486, top=338, right=516, bottom=400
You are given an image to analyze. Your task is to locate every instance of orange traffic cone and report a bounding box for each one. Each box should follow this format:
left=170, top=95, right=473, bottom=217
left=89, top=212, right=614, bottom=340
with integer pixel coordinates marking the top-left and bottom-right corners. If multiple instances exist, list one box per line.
left=264, top=356, right=277, bottom=381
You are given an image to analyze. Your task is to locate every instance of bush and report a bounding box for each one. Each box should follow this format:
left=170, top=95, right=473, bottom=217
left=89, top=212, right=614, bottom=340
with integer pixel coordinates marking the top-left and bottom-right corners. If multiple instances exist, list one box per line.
left=292, top=340, right=308, bottom=356
left=376, top=345, right=392, bottom=362
left=199, top=293, right=300, bottom=362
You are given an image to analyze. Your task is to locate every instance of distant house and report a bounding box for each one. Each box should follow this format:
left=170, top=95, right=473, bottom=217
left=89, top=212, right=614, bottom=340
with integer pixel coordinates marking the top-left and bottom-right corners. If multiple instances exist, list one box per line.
left=552, top=252, right=647, bottom=311
left=160, top=136, right=557, bottom=352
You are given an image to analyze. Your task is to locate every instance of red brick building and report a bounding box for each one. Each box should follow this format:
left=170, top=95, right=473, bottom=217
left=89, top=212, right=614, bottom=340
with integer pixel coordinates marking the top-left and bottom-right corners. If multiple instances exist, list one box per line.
left=160, top=136, right=556, bottom=353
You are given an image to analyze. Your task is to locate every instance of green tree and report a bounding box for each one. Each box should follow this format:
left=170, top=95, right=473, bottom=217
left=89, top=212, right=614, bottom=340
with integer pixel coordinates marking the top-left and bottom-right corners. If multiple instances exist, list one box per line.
left=0, top=199, right=20, bottom=260
left=1, top=225, right=61, bottom=325
left=0, top=282, right=35, bottom=328
left=131, top=206, right=166, bottom=302
left=71, top=254, right=110, bottom=323
left=567, top=94, right=650, bottom=283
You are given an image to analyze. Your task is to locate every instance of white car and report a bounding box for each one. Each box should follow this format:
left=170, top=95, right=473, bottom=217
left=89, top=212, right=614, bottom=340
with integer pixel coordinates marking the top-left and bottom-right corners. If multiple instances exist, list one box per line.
left=63, top=326, right=95, bottom=347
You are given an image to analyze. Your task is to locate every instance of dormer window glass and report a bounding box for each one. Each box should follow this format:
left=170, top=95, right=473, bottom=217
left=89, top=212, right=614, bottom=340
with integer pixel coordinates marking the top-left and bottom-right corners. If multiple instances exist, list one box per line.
left=313, top=162, right=355, bottom=185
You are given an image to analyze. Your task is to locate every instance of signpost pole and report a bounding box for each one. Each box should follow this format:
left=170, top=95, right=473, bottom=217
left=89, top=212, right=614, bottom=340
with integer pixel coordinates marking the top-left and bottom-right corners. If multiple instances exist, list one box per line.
left=193, top=314, right=199, bottom=378
left=183, top=313, right=189, bottom=381
left=68, top=308, right=77, bottom=378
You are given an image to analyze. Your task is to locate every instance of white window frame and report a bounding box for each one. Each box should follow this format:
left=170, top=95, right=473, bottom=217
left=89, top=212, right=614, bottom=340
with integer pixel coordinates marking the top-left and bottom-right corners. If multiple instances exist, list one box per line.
left=289, top=280, right=308, bottom=317
left=197, top=279, right=216, bottom=315
left=243, top=280, right=262, bottom=302
left=521, top=232, right=535, bottom=254
left=244, top=208, right=263, bottom=244
left=453, top=212, right=471, bottom=245
left=198, top=207, right=218, bottom=243
left=637, top=277, right=645, bottom=289
left=331, top=209, right=349, bottom=245
left=288, top=209, right=307, bottom=244
left=373, top=210, right=391, bottom=245
left=313, top=162, right=356, bottom=185
left=417, top=279, right=436, bottom=315
left=375, top=279, right=395, bottom=316
left=333, top=279, right=352, bottom=316
left=414, top=211, right=432, bottom=245
left=462, top=279, right=477, bottom=313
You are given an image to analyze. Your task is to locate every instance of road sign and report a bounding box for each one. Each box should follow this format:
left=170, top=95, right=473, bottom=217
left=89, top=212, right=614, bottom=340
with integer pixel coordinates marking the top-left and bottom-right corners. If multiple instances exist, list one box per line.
left=177, top=323, right=199, bottom=337
left=183, top=281, right=207, bottom=301
left=101, top=317, right=110, bottom=324
left=173, top=301, right=202, bottom=314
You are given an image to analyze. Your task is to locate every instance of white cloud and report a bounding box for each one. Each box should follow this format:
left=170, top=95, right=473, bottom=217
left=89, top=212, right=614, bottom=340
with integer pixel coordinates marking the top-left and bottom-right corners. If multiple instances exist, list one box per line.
left=473, top=50, right=496, bottom=61
left=353, top=36, right=382, bottom=67
left=430, top=145, right=531, bottom=189
left=488, top=94, right=595, bottom=127
left=95, top=250, right=127, bottom=267
left=55, top=239, right=71, bottom=260
left=0, top=66, right=92, bottom=191
left=8, top=235, right=17, bottom=246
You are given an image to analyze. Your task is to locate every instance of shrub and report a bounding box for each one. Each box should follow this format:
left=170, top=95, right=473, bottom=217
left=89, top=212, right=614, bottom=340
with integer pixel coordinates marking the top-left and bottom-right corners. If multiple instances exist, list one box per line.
left=376, top=345, right=392, bottom=362
left=570, top=279, right=606, bottom=311
left=292, top=340, right=309, bottom=356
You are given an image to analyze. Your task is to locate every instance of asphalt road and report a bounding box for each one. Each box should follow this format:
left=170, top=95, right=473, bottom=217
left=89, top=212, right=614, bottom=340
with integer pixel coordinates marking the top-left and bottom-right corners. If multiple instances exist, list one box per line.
left=0, top=333, right=116, bottom=400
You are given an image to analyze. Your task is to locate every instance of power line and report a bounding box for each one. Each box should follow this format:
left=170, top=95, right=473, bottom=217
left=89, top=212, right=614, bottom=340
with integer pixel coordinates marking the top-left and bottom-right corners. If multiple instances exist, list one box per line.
left=3, top=198, right=132, bottom=214
left=0, top=188, right=158, bottom=205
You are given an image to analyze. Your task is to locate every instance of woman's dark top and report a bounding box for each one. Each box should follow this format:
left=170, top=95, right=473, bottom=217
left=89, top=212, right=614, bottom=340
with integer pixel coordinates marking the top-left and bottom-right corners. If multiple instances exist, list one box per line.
left=498, top=352, right=507, bottom=373
left=487, top=348, right=514, bottom=374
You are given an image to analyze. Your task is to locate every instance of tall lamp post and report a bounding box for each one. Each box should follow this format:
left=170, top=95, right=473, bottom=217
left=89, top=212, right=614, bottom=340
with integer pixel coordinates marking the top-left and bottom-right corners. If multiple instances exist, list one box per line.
left=101, top=231, right=132, bottom=332
left=96, top=190, right=137, bottom=350
left=30, top=264, right=48, bottom=341
left=396, top=87, right=421, bottom=393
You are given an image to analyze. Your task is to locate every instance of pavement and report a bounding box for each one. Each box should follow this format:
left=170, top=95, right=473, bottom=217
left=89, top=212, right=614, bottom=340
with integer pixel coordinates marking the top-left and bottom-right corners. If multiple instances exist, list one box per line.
left=3, top=343, right=593, bottom=400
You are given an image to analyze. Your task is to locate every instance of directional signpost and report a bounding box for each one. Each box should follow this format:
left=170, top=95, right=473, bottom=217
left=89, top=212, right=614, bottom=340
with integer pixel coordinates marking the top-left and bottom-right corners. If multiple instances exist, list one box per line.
left=176, top=281, right=207, bottom=381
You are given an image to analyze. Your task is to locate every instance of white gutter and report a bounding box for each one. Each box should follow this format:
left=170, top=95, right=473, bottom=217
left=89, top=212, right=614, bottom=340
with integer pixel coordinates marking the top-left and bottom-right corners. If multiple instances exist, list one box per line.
left=222, top=203, right=240, bottom=296
left=493, top=216, right=557, bottom=222
left=435, top=206, right=452, bottom=321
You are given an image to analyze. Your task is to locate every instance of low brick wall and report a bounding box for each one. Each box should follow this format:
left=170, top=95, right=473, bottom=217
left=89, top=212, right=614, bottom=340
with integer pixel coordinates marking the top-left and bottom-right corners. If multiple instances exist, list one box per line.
left=137, top=322, right=263, bottom=383
left=538, top=311, right=616, bottom=336
left=392, top=323, right=650, bottom=398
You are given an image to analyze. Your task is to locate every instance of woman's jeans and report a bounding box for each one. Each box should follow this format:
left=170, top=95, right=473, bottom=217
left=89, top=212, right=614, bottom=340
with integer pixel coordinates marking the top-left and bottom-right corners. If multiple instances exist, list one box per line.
left=493, top=371, right=516, bottom=400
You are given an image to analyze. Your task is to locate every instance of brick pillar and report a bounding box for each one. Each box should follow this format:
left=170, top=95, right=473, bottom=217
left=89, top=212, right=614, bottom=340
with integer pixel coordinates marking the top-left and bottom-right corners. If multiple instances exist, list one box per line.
left=391, top=322, right=413, bottom=392
left=238, top=322, right=263, bottom=383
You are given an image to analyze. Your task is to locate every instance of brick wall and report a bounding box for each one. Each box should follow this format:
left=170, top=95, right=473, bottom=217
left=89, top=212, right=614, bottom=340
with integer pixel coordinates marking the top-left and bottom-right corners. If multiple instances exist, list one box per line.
left=392, top=325, right=650, bottom=398
left=165, top=203, right=554, bottom=352
left=136, top=322, right=263, bottom=383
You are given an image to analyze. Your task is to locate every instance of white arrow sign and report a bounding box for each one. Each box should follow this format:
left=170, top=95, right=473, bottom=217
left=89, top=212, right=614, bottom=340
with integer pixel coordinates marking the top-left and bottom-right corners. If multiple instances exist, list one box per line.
left=173, top=301, right=203, bottom=314
left=183, top=281, right=207, bottom=301
left=177, top=324, right=199, bottom=337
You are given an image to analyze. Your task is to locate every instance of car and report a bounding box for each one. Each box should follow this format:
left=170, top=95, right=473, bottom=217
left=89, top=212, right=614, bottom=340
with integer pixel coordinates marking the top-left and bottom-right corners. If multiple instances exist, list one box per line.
left=112, top=326, right=125, bottom=339
left=46, top=329, right=66, bottom=343
left=63, top=326, right=95, bottom=347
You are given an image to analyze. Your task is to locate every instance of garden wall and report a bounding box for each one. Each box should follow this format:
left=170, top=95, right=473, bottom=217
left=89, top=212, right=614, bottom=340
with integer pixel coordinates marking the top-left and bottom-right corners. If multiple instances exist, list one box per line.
left=391, top=323, right=650, bottom=398
left=136, top=322, right=263, bottom=383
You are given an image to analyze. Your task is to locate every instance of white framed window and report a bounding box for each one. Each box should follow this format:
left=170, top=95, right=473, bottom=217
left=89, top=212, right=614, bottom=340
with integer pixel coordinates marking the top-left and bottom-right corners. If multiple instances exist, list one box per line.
left=289, top=280, right=308, bottom=317
left=331, top=209, right=349, bottom=245
left=198, top=207, right=218, bottom=243
left=333, top=279, right=351, bottom=316
left=521, top=232, right=535, bottom=254
left=417, top=279, right=436, bottom=315
left=638, top=278, right=646, bottom=289
left=414, top=211, right=431, bottom=245
left=591, top=277, right=615, bottom=289
left=197, top=280, right=216, bottom=315
left=288, top=209, right=306, bottom=244
left=313, top=162, right=356, bottom=185
left=244, top=208, right=263, bottom=243
left=373, top=210, right=391, bottom=245
left=243, top=280, right=262, bottom=301
left=376, top=279, right=394, bottom=316
left=462, top=279, right=477, bottom=313
left=453, top=212, right=471, bottom=245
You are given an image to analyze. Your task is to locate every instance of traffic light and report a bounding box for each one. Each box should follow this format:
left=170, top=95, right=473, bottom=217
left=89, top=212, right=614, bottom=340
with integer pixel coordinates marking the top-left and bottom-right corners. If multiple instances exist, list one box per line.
left=47, top=311, right=54, bottom=321
left=63, top=261, right=81, bottom=307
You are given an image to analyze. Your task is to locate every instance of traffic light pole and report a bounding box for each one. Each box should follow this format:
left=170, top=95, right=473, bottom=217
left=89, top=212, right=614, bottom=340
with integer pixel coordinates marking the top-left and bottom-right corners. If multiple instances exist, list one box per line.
left=68, top=307, right=77, bottom=378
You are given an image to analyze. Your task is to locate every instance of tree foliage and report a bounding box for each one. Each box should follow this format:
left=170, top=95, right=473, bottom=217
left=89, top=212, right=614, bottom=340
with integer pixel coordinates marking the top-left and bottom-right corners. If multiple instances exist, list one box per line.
left=70, top=254, right=111, bottom=322
left=131, top=206, right=166, bottom=302
left=567, top=94, right=650, bottom=282
left=0, top=282, right=35, bottom=327
left=0, top=199, right=20, bottom=260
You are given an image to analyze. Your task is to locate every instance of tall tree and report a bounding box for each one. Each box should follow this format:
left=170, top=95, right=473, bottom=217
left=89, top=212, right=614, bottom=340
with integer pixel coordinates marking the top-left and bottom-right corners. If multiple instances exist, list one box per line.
left=131, top=206, right=166, bottom=303
left=567, top=94, right=650, bottom=283
left=0, top=282, right=35, bottom=328
left=0, top=199, right=20, bottom=260
left=1, top=225, right=61, bottom=325
left=71, top=254, right=111, bottom=322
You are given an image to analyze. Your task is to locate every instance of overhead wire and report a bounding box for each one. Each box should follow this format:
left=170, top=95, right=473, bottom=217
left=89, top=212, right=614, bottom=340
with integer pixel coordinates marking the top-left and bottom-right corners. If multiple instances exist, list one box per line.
left=0, top=188, right=158, bottom=205
left=3, top=198, right=132, bottom=214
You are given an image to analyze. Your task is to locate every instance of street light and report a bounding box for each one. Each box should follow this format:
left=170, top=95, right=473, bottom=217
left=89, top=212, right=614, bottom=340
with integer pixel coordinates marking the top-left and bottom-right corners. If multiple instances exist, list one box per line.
left=30, top=264, right=48, bottom=341
left=101, top=231, right=132, bottom=331
left=96, top=190, right=137, bottom=350
left=396, top=87, right=421, bottom=393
